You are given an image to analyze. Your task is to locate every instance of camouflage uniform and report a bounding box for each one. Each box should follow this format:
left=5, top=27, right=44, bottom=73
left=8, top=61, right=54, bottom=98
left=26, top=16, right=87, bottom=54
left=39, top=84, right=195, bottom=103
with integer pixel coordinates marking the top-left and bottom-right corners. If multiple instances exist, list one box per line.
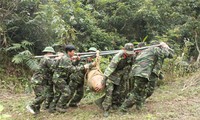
left=49, top=53, right=86, bottom=112
left=28, top=56, right=54, bottom=113
left=42, top=60, right=55, bottom=109
left=146, top=57, right=164, bottom=98
left=120, top=45, right=173, bottom=111
left=99, top=43, right=135, bottom=116
left=68, top=47, right=97, bottom=107
left=66, top=70, right=85, bottom=107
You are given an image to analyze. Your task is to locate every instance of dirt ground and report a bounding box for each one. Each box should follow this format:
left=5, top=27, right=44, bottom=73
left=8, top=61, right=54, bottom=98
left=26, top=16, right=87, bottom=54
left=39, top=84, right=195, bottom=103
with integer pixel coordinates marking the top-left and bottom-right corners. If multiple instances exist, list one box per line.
left=1, top=72, right=200, bottom=120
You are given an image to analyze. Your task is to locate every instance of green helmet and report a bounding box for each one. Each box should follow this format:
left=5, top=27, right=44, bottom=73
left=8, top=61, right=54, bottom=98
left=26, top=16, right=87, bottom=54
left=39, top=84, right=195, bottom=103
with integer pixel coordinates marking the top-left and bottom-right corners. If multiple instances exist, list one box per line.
left=42, top=46, right=55, bottom=53
left=88, top=47, right=97, bottom=52
left=124, top=43, right=134, bottom=54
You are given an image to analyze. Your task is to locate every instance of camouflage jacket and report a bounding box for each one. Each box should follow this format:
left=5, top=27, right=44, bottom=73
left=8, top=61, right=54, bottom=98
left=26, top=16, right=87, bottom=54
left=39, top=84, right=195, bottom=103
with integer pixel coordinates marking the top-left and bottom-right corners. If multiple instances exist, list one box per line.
left=152, top=49, right=173, bottom=76
left=131, top=47, right=173, bottom=80
left=104, top=50, right=135, bottom=85
left=31, top=56, right=54, bottom=85
left=53, top=53, right=85, bottom=79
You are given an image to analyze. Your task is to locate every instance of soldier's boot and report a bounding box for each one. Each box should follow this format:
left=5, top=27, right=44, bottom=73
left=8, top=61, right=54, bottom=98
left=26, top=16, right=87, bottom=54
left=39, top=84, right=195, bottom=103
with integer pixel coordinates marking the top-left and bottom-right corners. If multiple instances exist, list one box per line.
left=56, top=106, right=67, bottom=113
left=68, top=103, right=78, bottom=108
left=111, top=104, right=119, bottom=110
left=42, top=101, right=50, bottom=110
left=135, top=100, right=143, bottom=111
left=94, top=97, right=104, bottom=110
left=118, top=106, right=128, bottom=115
left=26, top=104, right=36, bottom=114
left=34, top=105, right=40, bottom=114
left=43, top=97, right=54, bottom=110
left=136, top=104, right=142, bottom=111
left=42, top=104, right=49, bottom=110
left=103, top=111, right=109, bottom=117
left=48, top=108, right=56, bottom=113
left=48, top=103, right=56, bottom=113
left=56, top=103, right=67, bottom=113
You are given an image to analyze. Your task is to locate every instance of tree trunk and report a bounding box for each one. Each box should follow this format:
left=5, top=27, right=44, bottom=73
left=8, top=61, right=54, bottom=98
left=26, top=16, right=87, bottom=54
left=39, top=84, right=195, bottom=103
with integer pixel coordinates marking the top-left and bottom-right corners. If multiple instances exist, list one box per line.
left=195, top=31, right=200, bottom=63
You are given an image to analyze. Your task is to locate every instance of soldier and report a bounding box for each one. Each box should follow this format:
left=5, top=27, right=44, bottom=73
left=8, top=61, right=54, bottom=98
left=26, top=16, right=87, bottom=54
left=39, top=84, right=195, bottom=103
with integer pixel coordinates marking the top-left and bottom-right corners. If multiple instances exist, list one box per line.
left=42, top=52, right=65, bottom=110
left=146, top=41, right=173, bottom=98
left=95, top=43, right=135, bottom=117
left=26, top=46, right=55, bottom=114
left=48, top=45, right=95, bottom=113
left=87, top=47, right=97, bottom=63
left=68, top=47, right=97, bottom=107
left=119, top=42, right=173, bottom=113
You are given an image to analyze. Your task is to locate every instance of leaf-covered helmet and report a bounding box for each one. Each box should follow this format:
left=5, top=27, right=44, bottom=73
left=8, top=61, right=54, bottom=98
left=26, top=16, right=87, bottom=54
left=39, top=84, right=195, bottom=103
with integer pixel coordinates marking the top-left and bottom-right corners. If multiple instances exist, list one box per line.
left=42, top=46, right=55, bottom=53
left=88, top=47, right=97, bottom=52
left=124, top=43, right=134, bottom=54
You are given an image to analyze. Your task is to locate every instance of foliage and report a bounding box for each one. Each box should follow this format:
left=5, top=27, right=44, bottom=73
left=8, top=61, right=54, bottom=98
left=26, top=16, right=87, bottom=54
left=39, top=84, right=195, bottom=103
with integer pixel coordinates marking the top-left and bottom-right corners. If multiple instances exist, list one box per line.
left=6, top=40, right=39, bottom=70
left=1, top=0, right=200, bottom=91
left=0, top=104, right=11, bottom=120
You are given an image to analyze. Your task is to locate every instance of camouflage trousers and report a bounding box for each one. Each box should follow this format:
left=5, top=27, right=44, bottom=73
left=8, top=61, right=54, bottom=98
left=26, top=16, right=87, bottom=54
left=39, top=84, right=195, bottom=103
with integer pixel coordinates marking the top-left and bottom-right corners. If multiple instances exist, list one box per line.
left=101, top=79, right=119, bottom=111
left=146, top=73, right=158, bottom=99
left=49, top=74, right=71, bottom=110
left=120, top=76, right=148, bottom=111
left=30, top=75, right=48, bottom=112
left=101, top=79, right=128, bottom=111
left=65, top=71, right=85, bottom=106
left=43, top=82, right=54, bottom=109
left=99, top=67, right=131, bottom=111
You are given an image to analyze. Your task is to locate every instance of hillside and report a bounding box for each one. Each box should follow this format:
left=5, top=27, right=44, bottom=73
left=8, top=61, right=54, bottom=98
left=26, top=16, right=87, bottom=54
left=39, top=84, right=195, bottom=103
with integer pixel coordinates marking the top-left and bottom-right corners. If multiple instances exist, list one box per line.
left=0, top=71, right=200, bottom=120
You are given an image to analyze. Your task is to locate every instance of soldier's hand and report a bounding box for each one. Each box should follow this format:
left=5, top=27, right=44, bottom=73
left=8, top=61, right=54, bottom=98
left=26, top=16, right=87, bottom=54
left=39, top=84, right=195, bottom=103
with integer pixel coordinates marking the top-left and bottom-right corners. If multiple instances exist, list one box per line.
left=92, top=61, right=96, bottom=67
left=160, top=42, right=170, bottom=49
left=76, top=56, right=81, bottom=60
left=84, top=64, right=90, bottom=69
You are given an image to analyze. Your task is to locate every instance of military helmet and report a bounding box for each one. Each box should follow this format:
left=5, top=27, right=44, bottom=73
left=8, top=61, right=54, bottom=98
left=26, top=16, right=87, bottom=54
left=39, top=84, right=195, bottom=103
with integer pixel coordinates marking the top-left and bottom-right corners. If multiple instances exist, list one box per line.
left=124, top=43, right=134, bottom=54
left=42, top=46, right=55, bottom=53
left=88, top=47, right=97, bottom=52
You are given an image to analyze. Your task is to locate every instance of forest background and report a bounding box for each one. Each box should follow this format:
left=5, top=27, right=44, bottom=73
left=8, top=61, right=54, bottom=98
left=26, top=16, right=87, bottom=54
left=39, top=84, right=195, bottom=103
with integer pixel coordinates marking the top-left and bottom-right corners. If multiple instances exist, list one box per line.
left=1, top=0, right=200, bottom=119
left=0, top=0, right=200, bottom=100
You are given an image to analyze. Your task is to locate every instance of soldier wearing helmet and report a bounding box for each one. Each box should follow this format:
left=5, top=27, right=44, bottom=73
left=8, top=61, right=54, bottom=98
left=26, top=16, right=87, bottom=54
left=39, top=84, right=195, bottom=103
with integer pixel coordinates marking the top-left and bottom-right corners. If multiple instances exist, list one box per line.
left=42, top=46, right=55, bottom=53
left=95, top=43, right=135, bottom=117
left=87, top=47, right=97, bottom=62
left=119, top=42, right=173, bottom=113
left=27, top=46, right=55, bottom=114
left=124, top=43, right=134, bottom=55
left=88, top=47, right=97, bottom=52
left=66, top=46, right=98, bottom=108
left=49, top=44, right=96, bottom=113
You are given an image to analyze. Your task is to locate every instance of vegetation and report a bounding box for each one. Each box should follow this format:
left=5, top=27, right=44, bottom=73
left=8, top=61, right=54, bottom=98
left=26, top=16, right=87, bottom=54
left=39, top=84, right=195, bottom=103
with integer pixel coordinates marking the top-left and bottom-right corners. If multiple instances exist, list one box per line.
left=1, top=71, right=200, bottom=120
left=0, top=0, right=199, bottom=118
left=0, top=0, right=200, bottom=92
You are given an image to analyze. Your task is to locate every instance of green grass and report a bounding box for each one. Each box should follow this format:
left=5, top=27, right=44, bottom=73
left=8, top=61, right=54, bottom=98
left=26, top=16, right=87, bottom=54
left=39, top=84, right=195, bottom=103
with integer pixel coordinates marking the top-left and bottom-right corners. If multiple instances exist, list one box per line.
left=1, top=71, right=200, bottom=120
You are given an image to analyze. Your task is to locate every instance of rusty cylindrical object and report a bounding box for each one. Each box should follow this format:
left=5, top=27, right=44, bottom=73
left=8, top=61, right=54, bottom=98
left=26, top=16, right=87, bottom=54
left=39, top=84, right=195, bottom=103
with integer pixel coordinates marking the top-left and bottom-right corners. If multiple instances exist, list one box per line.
left=87, top=69, right=105, bottom=92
